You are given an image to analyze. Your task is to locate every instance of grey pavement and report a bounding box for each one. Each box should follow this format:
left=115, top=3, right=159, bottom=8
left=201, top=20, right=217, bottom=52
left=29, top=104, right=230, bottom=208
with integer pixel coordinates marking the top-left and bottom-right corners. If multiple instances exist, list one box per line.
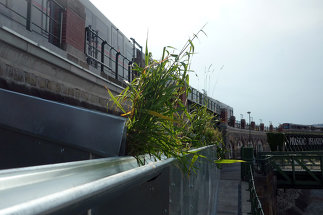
left=216, top=163, right=251, bottom=215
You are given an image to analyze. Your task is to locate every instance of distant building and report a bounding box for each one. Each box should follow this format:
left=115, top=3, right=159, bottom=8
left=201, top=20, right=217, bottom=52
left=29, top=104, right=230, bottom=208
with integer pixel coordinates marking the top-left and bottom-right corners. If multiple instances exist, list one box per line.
left=0, top=0, right=232, bottom=116
left=0, top=0, right=142, bottom=112
left=187, top=86, right=234, bottom=122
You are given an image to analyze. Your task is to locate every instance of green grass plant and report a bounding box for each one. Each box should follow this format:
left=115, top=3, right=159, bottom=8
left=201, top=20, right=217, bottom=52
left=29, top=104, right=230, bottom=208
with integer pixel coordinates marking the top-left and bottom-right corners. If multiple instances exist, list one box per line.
left=184, top=104, right=226, bottom=159
left=107, top=33, right=243, bottom=174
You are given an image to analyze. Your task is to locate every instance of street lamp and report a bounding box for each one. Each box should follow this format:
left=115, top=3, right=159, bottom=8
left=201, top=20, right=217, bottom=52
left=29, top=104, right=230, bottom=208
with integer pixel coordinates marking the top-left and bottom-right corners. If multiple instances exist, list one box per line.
left=247, top=111, right=251, bottom=146
left=247, top=112, right=251, bottom=126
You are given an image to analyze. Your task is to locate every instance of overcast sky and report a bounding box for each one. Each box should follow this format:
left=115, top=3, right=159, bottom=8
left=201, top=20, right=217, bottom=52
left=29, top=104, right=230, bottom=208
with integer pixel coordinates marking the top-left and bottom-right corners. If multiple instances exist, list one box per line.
left=90, top=0, right=323, bottom=127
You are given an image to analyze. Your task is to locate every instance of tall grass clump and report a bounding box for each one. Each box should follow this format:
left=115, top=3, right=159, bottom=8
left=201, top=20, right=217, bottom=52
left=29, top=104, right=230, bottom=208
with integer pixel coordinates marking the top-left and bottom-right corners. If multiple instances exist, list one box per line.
left=184, top=104, right=226, bottom=159
left=107, top=32, right=243, bottom=173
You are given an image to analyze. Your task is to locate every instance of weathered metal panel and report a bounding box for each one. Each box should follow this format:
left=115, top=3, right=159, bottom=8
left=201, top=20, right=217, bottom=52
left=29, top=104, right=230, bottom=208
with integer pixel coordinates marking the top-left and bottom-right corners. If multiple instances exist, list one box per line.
left=0, top=126, right=91, bottom=169
left=169, top=146, right=220, bottom=215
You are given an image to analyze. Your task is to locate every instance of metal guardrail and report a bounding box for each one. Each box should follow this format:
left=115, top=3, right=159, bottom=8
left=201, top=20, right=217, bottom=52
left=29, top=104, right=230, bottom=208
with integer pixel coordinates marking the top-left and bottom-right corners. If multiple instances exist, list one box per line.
left=247, top=165, right=264, bottom=215
left=0, top=145, right=220, bottom=215
left=241, top=147, right=264, bottom=215
left=85, top=26, right=133, bottom=82
left=0, top=156, right=173, bottom=215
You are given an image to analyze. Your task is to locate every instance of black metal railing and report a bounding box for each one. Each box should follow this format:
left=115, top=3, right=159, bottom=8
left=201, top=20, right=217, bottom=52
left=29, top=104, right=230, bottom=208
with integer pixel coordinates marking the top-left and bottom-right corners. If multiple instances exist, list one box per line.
left=85, top=26, right=133, bottom=82
left=247, top=165, right=265, bottom=215
left=0, top=0, right=64, bottom=48
left=241, top=147, right=264, bottom=215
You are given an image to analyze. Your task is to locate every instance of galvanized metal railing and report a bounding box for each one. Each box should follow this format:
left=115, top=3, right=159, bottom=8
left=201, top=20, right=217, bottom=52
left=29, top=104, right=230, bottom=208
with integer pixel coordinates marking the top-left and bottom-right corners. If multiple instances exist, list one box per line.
left=0, top=145, right=220, bottom=215
left=0, top=156, right=172, bottom=215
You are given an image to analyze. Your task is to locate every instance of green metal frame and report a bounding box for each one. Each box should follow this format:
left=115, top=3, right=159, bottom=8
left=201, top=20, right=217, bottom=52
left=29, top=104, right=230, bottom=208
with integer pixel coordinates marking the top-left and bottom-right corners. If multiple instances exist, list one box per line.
left=257, top=152, right=323, bottom=187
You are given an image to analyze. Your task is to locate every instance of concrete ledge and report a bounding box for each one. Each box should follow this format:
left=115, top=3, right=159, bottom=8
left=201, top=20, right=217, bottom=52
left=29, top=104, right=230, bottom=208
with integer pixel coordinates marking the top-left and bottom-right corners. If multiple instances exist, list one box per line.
left=0, top=25, right=124, bottom=92
left=0, top=25, right=127, bottom=112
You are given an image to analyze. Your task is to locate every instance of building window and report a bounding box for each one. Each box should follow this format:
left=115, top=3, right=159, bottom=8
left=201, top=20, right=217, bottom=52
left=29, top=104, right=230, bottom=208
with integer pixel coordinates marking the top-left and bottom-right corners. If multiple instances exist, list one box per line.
left=0, top=0, right=64, bottom=48
left=85, top=26, right=99, bottom=68
left=47, top=0, right=64, bottom=47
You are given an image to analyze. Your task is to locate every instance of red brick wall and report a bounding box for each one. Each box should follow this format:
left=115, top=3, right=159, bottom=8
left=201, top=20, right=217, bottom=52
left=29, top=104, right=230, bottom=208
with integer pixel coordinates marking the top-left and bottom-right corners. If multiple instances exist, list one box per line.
left=220, top=109, right=228, bottom=123
left=251, top=121, right=255, bottom=130
left=62, top=8, right=85, bottom=52
left=241, top=119, right=246, bottom=129
left=229, top=115, right=236, bottom=127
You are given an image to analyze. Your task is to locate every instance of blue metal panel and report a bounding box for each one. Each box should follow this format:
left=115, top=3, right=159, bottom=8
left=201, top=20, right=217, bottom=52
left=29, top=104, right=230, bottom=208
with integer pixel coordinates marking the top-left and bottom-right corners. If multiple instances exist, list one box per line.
left=0, top=88, right=126, bottom=157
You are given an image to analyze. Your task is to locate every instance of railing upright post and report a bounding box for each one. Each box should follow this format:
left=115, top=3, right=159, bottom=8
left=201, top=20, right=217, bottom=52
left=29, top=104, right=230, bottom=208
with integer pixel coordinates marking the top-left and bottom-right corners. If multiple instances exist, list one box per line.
left=84, top=27, right=88, bottom=55
left=115, top=52, right=120, bottom=80
left=122, top=57, right=126, bottom=79
left=26, top=0, right=32, bottom=31
left=59, top=10, right=64, bottom=48
left=94, top=30, right=99, bottom=68
left=292, top=156, right=295, bottom=185
left=101, top=41, right=107, bottom=73
left=128, top=61, right=132, bottom=82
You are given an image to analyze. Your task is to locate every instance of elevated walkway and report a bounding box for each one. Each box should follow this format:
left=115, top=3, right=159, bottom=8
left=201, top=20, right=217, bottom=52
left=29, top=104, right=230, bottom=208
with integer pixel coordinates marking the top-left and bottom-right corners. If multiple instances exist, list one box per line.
left=216, top=163, right=250, bottom=215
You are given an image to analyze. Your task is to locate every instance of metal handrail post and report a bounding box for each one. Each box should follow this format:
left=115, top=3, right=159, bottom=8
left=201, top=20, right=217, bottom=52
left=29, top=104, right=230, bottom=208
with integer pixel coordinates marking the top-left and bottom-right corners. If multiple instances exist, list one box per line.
left=292, top=156, right=295, bottom=185
left=26, top=0, right=32, bottom=31
left=128, top=61, right=132, bottom=82
left=115, top=52, right=120, bottom=80
left=59, top=9, right=64, bottom=47
left=101, top=41, right=107, bottom=73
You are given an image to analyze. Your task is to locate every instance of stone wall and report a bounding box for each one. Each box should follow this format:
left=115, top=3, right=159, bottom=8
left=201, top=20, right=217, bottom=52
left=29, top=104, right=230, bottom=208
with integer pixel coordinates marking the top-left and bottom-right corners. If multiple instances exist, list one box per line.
left=221, top=125, right=270, bottom=158
left=255, top=172, right=277, bottom=215
left=0, top=26, right=123, bottom=114
left=277, top=189, right=323, bottom=215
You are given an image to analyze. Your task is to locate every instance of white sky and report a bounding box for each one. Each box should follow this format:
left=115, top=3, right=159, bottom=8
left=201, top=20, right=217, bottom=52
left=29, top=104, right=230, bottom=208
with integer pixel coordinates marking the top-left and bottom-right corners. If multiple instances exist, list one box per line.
left=90, top=0, right=323, bottom=127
